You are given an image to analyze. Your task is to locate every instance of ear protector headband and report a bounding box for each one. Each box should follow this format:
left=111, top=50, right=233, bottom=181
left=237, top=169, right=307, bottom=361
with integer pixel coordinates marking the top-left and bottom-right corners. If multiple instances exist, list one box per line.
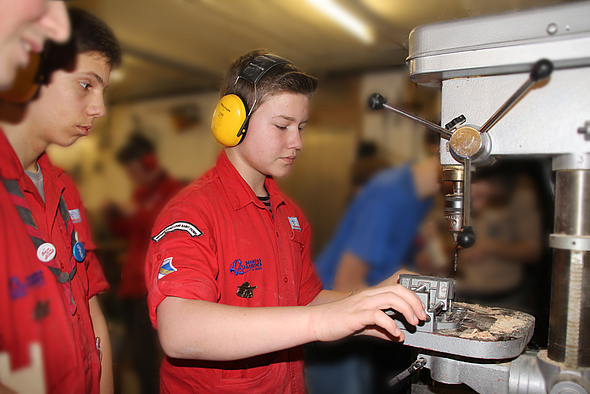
left=0, top=52, right=46, bottom=104
left=211, top=54, right=290, bottom=147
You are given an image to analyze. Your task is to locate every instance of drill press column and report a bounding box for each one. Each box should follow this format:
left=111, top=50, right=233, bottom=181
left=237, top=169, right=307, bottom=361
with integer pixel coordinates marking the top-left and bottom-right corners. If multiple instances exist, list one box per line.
left=548, top=167, right=590, bottom=368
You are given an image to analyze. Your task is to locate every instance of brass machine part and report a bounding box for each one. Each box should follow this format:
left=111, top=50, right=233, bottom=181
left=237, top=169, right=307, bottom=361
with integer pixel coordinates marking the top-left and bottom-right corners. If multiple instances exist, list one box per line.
left=449, top=126, right=483, bottom=158
left=442, top=165, right=464, bottom=182
left=443, top=166, right=465, bottom=240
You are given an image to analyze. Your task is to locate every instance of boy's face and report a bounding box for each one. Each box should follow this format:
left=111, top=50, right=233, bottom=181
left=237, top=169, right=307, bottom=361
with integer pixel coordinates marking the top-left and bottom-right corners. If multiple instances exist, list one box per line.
left=27, top=51, right=111, bottom=148
left=0, top=0, right=70, bottom=89
left=236, top=92, right=308, bottom=179
left=125, top=159, right=154, bottom=187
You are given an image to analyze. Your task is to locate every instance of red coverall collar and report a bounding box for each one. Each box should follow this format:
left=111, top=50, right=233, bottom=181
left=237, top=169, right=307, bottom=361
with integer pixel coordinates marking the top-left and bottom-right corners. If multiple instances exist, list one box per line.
left=0, top=129, right=66, bottom=222
left=216, top=150, right=285, bottom=212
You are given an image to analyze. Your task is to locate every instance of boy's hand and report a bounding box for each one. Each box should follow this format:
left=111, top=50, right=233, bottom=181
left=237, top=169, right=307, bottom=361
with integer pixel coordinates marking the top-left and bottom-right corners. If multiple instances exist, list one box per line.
left=310, top=284, right=426, bottom=343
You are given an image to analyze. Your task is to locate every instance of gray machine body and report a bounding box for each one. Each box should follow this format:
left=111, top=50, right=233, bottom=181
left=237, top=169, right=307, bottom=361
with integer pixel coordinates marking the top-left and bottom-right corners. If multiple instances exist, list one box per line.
left=402, top=2, right=590, bottom=393
left=406, top=1, right=590, bottom=168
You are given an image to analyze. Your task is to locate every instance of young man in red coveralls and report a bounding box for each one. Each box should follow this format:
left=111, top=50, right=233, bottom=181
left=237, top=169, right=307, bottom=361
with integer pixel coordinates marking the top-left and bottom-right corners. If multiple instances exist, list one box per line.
left=0, top=9, right=121, bottom=393
left=146, top=50, right=428, bottom=393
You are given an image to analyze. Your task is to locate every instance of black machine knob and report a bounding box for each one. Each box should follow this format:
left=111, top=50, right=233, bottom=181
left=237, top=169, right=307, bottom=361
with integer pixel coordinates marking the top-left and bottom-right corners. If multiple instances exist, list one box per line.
left=479, top=58, right=554, bottom=135
left=368, top=93, right=387, bottom=110
left=530, top=59, right=553, bottom=82
left=445, top=114, right=466, bottom=131
left=457, top=226, right=476, bottom=249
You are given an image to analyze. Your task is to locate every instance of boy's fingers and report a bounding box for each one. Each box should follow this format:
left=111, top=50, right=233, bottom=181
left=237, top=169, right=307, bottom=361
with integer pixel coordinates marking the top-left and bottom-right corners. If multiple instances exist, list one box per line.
left=361, top=292, right=419, bottom=326
left=388, top=286, right=427, bottom=320
left=361, top=315, right=406, bottom=342
left=363, top=284, right=421, bottom=308
left=366, top=287, right=426, bottom=322
left=372, top=309, right=403, bottom=338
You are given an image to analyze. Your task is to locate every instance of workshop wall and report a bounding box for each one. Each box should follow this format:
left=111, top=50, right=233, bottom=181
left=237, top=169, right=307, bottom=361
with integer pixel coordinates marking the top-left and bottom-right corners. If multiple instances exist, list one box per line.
left=360, top=67, right=441, bottom=165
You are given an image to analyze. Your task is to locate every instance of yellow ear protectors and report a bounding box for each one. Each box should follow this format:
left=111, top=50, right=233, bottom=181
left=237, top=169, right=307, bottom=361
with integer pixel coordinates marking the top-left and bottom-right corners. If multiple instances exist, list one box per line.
left=211, top=54, right=290, bottom=147
left=0, top=52, right=44, bottom=104
left=211, top=94, right=249, bottom=147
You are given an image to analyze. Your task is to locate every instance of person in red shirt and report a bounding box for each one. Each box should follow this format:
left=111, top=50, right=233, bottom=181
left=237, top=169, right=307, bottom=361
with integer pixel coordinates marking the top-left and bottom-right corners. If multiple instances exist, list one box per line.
left=0, top=0, right=69, bottom=90
left=146, top=50, right=427, bottom=393
left=0, top=8, right=121, bottom=393
left=104, top=132, right=184, bottom=394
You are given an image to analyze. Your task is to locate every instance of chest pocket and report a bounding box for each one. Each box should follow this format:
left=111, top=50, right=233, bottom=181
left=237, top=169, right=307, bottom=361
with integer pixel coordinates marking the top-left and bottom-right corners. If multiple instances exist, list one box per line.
left=289, top=228, right=304, bottom=254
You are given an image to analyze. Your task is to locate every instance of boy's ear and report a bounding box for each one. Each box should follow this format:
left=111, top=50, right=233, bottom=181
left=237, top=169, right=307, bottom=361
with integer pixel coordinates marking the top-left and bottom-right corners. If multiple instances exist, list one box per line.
left=0, top=52, right=43, bottom=104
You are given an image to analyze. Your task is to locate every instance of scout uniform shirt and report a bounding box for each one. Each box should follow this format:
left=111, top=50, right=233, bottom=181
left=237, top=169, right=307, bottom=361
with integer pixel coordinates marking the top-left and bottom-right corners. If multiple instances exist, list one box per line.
left=146, top=151, right=323, bottom=393
left=0, top=130, right=108, bottom=393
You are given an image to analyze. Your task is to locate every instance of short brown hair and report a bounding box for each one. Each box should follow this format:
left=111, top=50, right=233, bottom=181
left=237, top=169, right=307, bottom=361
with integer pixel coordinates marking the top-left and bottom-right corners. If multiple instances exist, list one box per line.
left=219, top=50, right=318, bottom=115
left=43, top=8, right=121, bottom=81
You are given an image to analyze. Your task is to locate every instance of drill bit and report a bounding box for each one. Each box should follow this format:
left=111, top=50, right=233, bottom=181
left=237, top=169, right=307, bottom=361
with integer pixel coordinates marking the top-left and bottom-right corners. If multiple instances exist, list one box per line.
left=453, top=244, right=459, bottom=271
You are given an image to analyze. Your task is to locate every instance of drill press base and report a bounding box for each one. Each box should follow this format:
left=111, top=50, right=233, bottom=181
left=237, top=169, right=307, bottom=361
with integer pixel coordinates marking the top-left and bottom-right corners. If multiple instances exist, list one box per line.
left=399, top=303, right=535, bottom=360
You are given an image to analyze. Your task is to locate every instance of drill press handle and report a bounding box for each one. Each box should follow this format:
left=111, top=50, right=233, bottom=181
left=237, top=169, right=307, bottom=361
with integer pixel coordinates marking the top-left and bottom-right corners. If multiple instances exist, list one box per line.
left=368, top=59, right=554, bottom=251
left=479, top=59, right=553, bottom=134
left=367, top=93, right=453, bottom=139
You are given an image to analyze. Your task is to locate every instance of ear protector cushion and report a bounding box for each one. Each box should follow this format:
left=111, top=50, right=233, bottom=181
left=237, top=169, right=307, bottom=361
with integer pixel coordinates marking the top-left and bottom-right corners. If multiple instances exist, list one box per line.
left=211, top=94, right=248, bottom=147
left=211, top=54, right=290, bottom=147
left=0, top=52, right=43, bottom=104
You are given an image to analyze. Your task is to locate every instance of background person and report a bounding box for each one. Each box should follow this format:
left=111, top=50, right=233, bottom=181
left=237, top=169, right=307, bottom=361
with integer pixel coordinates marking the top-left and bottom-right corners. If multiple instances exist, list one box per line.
left=103, top=132, right=184, bottom=394
left=306, top=140, right=440, bottom=394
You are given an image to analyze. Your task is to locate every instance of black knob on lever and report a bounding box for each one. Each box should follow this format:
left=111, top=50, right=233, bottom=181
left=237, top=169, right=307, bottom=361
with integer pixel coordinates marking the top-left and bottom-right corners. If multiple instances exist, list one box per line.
left=366, top=93, right=453, bottom=139
left=530, top=59, right=553, bottom=82
left=457, top=226, right=476, bottom=249
left=368, top=93, right=387, bottom=110
left=479, top=58, right=555, bottom=134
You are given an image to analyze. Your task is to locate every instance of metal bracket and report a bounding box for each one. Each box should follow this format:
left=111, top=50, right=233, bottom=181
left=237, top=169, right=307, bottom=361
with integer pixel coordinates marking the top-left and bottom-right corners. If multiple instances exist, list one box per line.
left=549, top=234, right=590, bottom=251
left=387, top=275, right=535, bottom=360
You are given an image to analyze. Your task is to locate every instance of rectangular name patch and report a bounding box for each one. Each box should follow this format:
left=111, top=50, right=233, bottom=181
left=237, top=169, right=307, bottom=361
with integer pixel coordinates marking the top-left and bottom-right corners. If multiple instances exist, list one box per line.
left=288, top=217, right=301, bottom=231
left=69, top=209, right=82, bottom=223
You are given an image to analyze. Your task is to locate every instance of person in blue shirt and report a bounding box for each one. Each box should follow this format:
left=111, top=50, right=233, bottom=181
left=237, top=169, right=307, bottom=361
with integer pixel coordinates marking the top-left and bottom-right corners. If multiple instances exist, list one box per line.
left=306, top=141, right=441, bottom=394
left=316, top=157, right=439, bottom=290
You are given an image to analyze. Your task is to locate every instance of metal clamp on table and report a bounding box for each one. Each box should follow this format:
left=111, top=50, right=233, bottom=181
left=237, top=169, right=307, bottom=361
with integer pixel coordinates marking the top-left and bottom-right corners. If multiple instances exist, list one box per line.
left=387, top=274, right=535, bottom=360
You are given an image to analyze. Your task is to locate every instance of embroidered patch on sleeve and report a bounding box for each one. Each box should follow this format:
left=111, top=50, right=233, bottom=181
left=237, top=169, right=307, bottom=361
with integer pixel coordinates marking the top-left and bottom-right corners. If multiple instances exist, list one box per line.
left=288, top=217, right=301, bottom=231
left=68, top=209, right=82, bottom=223
left=152, top=221, right=202, bottom=242
left=158, top=257, right=177, bottom=280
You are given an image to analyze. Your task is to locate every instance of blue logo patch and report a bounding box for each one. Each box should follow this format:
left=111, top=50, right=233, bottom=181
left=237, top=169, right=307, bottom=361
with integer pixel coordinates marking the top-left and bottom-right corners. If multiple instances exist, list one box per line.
left=26, top=270, right=45, bottom=288
left=73, top=242, right=86, bottom=262
left=9, top=270, right=45, bottom=300
left=229, top=258, right=263, bottom=276
left=69, top=209, right=82, bottom=223
left=288, top=217, right=301, bottom=231
left=158, top=257, right=177, bottom=280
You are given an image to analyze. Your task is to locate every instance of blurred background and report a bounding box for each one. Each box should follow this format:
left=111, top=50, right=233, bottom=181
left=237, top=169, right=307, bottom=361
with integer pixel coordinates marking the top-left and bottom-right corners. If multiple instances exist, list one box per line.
left=50, top=0, right=570, bottom=254
left=46, top=1, right=574, bottom=392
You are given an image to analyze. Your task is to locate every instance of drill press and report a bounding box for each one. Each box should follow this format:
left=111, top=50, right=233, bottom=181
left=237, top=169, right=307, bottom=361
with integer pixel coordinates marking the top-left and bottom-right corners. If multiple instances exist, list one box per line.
left=370, top=2, right=590, bottom=392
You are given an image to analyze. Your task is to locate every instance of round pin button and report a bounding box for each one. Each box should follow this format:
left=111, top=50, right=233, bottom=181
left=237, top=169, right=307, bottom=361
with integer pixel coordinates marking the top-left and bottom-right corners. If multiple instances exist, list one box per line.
left=37, top=243, right=56, bottom=262
left=73, top=242, right=86, bottom=262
